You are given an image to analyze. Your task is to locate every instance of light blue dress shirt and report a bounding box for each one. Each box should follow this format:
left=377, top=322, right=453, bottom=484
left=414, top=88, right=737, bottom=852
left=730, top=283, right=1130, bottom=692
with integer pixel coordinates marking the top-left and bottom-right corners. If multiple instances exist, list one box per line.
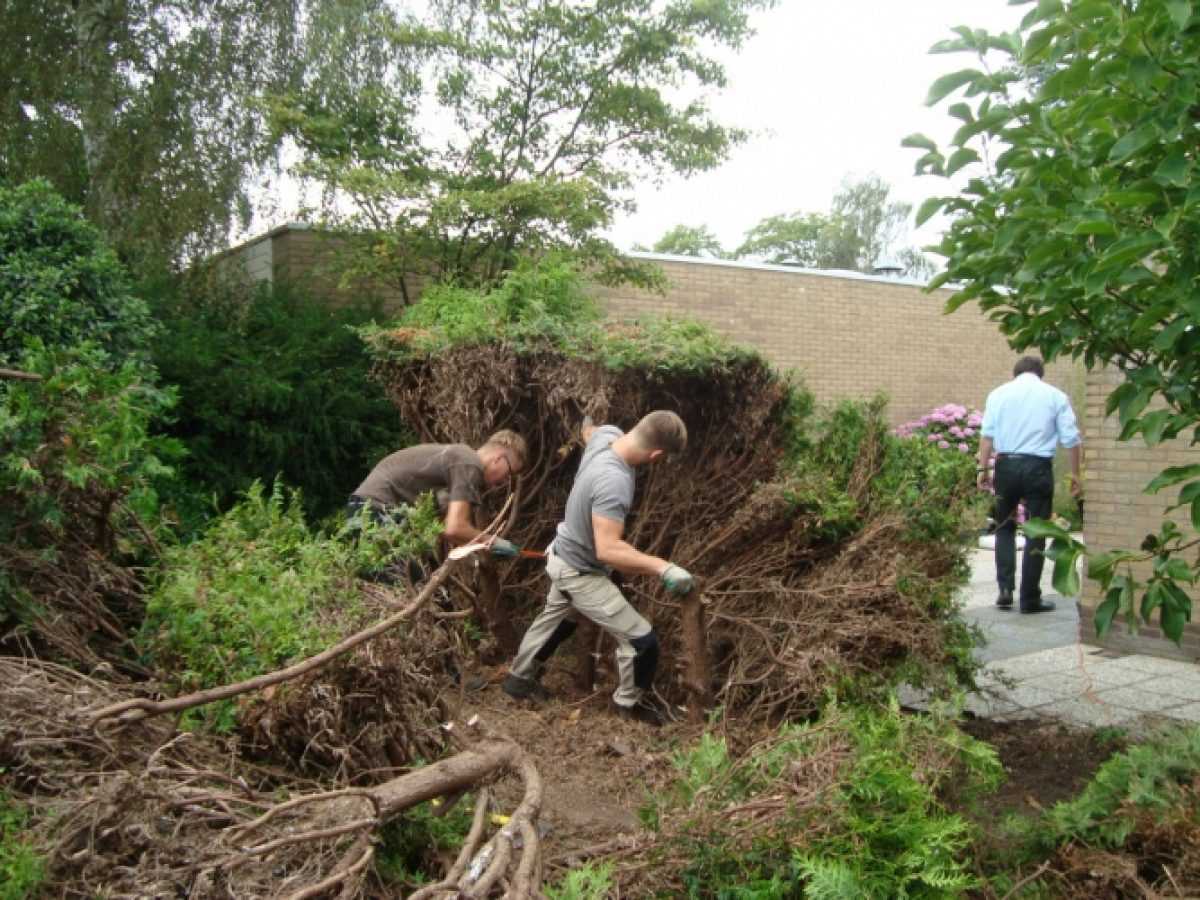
left=981, top=372, right=1080, bottom=458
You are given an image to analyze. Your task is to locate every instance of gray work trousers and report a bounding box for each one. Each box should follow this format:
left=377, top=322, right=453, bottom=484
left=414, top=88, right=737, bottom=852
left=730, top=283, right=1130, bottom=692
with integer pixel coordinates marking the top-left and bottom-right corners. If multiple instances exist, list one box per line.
left=511, top=550, right=652, bottom=707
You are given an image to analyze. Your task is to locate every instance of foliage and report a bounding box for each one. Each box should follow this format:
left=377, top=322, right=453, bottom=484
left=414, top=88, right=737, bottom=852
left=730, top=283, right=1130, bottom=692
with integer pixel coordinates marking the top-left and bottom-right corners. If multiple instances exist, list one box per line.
left=895, top=403, right=983, bottom=458
left=737, top=174, right=934, bottom=277
left=145, top=270, right=411, bottom=526
left=0, top=792, right=44, bottom=900
left=911, top=1, right=1200, bottom=642
left=363, top=255, right=764, bottom=376
left=0, top=0, right=333, bottom=269
left=0, top=180, right=156, bottom=367
left=637, top=224, right=729, bottom=259
left=653, top=699, right=1002, bottom=899
left=272, top=0, right=774, bottom=296
left=542, top=863, right=616, bottom=900
left=0, top=342, right=180, bottom=662
left=1043, top=724, right=1200, bottom=849
left=374, top=793, right=475, bottom=888
left=138, top=481, right=442, bottom=730
left=785, top=397, right=981, bottom=546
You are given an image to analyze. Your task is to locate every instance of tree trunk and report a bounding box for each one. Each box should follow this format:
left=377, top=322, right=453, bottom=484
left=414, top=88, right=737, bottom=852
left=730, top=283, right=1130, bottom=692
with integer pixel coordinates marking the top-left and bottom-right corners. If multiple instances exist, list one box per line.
left=680, top=590, right=712, bottom=723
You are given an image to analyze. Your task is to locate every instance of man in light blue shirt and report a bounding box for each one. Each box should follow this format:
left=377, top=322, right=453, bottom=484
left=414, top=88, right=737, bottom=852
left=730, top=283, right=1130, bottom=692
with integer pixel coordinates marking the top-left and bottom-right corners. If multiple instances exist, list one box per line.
left=977, top=356, right=1082, bottom=613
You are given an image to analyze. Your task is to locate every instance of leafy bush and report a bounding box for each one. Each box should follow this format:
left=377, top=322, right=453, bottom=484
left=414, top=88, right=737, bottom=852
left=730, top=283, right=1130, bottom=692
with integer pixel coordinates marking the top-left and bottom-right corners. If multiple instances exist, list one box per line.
left=543, top=863, right=615, bottom=900
left=652, top=699, right=1002, bottom=899
left=364, top=254, right=763, bottom=376
left=145, top=270, right=411, bottom=525
left=0, top=792, right=44, bottom=900
left=1044, top=725, right=1200, bottom=849
left=0, top=342, right=180, bottom=663
left=0, top=179, right=156, bottom=367
left=374, top=793, right=475, bottom=888
left=138, top=481, right=442, bottom=730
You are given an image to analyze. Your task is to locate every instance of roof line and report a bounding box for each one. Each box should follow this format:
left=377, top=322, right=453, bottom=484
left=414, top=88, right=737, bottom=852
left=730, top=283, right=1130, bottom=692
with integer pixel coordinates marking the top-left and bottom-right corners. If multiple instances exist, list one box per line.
left=626, top=250, right=940, bottom=288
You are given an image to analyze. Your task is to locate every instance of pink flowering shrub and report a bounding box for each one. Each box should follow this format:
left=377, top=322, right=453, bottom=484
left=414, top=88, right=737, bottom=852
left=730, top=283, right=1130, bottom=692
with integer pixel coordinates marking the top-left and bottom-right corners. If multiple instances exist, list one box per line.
left=894, top=403, right=983, bottom=457
left=895, top=403, right=1025, bottom=524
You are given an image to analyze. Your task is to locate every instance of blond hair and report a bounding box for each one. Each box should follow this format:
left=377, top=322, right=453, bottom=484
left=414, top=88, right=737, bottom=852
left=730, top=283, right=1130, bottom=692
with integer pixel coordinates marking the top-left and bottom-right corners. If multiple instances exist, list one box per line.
left=631, top=410, right=687, bottom=455
left=481, top=429, right=528, bottom=469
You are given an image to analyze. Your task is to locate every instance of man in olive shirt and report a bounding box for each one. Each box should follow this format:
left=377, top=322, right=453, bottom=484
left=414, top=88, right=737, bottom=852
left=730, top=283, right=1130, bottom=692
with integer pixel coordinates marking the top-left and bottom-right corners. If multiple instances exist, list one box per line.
left=349, top=430, right=528, bottom=555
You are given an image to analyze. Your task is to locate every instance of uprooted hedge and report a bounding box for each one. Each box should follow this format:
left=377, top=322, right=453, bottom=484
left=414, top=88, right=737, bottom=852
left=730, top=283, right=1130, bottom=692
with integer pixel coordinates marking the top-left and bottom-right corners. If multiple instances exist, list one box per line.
left=362, top=256, right=983, bottom=723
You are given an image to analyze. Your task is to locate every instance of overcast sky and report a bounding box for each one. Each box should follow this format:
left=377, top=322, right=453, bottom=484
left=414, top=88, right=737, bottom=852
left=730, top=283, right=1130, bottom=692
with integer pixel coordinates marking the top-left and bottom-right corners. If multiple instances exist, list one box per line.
left=608, top=0, right=1026, bottom=257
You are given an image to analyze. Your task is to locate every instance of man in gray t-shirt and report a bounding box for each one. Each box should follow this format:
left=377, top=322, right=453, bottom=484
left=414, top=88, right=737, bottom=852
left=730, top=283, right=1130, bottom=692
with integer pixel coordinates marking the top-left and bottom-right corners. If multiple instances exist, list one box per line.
left=502, top=411, right=696, bottom=726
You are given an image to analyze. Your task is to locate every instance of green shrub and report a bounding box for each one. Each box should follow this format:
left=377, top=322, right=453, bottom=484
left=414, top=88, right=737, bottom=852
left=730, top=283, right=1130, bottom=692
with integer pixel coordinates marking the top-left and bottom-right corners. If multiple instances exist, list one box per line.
left=138, top=481, right=442, bottom=730
left=0, top=792, right=44, bottom=900
left=0, top=179, right=156, bottom=366
left=364, top=255, right=763, bottom=376
left=374, top=794, right=475, bottom=887
left=543, top=863, right=615, bottom=900
left=1043, top=725, right=1200, bottom=848
left=656, top=699, right=1002, bottom=899
left=145, top=270, right=411, bottom=526
left=0, top=342, right=180, bottom=655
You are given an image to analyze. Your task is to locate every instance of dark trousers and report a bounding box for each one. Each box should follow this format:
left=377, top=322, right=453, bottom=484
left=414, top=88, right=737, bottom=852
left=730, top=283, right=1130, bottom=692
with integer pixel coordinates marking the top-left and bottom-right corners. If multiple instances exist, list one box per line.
left=993, top=455, right=1054, bottom=608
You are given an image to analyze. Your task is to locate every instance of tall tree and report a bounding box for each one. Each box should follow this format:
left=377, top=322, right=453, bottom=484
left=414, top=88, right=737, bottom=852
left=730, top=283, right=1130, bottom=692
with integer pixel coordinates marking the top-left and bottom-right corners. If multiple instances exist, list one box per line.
left=910, top=2, right=1200, bottom=642
left=736, top=174, right=933, bottom=276
left=273, top=0, right=774, bottom=301
left=637, top=225, right=728, bottom=259
left=0, top=0, right=317, bottom=269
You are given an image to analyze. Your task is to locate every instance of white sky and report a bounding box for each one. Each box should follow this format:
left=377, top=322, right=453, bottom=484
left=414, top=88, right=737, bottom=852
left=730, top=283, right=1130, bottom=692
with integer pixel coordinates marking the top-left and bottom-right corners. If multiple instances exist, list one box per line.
left=606, top=0, right=1026, bottom=256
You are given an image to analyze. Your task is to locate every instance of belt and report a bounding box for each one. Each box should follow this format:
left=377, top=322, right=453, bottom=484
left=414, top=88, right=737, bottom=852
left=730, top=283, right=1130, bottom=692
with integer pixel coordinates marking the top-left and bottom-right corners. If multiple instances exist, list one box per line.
left=995, top=453, right=1051, bottom=461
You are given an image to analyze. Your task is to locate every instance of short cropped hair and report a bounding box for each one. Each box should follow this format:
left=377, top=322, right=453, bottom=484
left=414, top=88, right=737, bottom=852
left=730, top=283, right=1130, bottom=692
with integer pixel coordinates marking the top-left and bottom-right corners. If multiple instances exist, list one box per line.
left=481, top=430, right=528, bottom=469
left=632, top=410, right=687, bottom=455
left=1013, top=355, right=1045, bottom=378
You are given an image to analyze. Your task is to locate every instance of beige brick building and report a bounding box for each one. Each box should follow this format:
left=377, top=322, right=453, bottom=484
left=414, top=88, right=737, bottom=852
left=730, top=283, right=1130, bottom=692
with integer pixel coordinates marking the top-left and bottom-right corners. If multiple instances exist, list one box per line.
left=1077, top=367, right=1200, bottom=661
left=223, top=225, right=1197, bottom=660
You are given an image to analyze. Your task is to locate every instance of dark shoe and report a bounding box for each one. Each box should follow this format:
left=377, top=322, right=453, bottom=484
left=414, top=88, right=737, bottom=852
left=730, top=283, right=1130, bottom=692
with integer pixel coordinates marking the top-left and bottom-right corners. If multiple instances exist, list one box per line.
left=612, top=699, right=666, bottom=727
left=996, top=589, right=1013, bottom=610
left=501, top=672, right=549, bottom=702
left=1020, top=600, right=1057, bottom=614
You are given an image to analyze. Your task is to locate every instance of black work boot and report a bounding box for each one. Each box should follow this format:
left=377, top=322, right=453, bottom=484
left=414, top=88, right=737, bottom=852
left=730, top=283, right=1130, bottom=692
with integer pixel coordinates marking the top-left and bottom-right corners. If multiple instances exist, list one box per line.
left=501, top=665, right=549, bottom=702
left=612, top=697, right=669, bottom=727
left=996, top=588, right=1013, bottom=610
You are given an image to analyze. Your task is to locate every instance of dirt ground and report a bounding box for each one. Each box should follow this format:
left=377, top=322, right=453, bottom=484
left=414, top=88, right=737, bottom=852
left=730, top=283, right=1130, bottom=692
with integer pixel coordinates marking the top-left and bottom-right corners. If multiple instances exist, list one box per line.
left=961, top=716, right=1122, bottom=818
left=445, top=670, right=1126, bottom=887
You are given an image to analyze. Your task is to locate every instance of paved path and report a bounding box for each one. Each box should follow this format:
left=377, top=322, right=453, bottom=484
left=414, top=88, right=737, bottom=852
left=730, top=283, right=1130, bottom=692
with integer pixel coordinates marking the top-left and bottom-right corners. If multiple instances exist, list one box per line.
left=910, top=542, right=1200, bottom=731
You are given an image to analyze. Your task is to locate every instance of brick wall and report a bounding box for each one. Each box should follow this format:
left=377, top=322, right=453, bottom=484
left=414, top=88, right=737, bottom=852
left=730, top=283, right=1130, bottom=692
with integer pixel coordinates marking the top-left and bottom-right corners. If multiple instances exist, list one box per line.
left=1079, top=366, right=1200, bottom=661
left=593, top=254, right=1083, bottom=427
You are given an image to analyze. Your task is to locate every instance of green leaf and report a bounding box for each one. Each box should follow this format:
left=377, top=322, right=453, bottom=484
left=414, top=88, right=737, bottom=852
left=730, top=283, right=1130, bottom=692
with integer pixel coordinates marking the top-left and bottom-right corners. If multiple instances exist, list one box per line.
left=1145, top=465, right=1200, bottom=494
left=1108, top=124, right=1159, bottom=164
left=1154, top=150, right=1190, bottom=187
left=1140, top=409, right=1173, bottom=445
left=1095, top=593, right=1119, bottom=636
left=1052, top=546, right=1082, bottom=597
left=1068, top=216, right=1117, bottom=236
left=926, top=69, right=984, bottom=106
left=902, top=133, right=938, bottom=152
left=1021, top=518, right=1070, bottom=541
left=915, top=197, right=946, bottom=228
left=945, top=147, right=981, bottom=176
left=1167, top=0, right=1192, bottom=30
left=1193, top=495, right=1200, bottom=531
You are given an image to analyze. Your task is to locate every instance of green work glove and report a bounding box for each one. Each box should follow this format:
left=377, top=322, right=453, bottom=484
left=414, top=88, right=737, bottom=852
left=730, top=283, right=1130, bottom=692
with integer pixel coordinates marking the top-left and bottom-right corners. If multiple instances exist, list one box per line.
left=490, top=537, right=520, bottom=559
left=660, top=563, right=694, bottom=595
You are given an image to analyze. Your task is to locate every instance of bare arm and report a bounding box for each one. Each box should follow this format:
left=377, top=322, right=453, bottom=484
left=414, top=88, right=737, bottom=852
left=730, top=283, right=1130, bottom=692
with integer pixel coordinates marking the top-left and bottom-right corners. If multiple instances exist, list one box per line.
left=593, top=515, right=670, bottom=578
left=444, top=500, right=483, bottom=546
left=1067, top=443, right=1083, bottom=496
left=977, top=435, right=994, bottom=489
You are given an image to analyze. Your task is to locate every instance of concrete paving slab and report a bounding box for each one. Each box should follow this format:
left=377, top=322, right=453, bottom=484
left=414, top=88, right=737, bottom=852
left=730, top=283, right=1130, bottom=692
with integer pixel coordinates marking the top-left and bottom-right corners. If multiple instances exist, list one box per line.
left=1104, top=655, right=1200, bottom=678
left=1132, top=675, right=1200, bottom=703
left=1002, top=684, right=1063, bottom=712
left=984, top=646, right=1088, bottom=679
left=1091, top=685, right=1194, bottom=714
left=1065, top=662, right=1158, bottom=689
left=1160, top=702, right=1200, bottom=723
left=1035, top=697, right=1140, bottom=729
